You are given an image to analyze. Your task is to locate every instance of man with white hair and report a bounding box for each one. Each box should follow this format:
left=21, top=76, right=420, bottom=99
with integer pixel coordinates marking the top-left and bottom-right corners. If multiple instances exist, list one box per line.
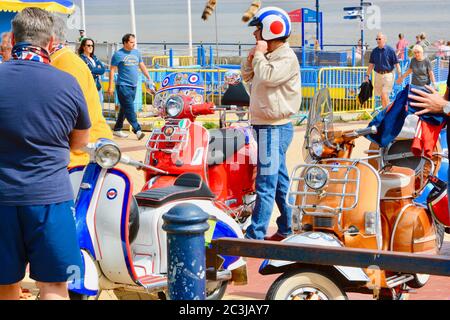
left=0, top=32, right=12, bottom=62
left=365, top=32, right=401, bottom=108
left=0, top=8, right=90, bottom=300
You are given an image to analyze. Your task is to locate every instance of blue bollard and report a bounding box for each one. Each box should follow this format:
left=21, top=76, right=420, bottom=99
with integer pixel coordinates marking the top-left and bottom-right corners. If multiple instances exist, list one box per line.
left=162, top=203, right=210, bottom=300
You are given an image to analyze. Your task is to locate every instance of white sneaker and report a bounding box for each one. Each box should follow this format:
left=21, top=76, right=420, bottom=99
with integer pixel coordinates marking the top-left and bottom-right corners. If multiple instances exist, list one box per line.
left=136, top=130, right=145, bottom=140
left=113, top=131, right=129, bottom=138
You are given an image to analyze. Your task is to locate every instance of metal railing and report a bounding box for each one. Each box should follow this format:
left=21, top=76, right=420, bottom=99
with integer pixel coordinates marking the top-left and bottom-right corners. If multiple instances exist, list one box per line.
left=318, top=67, right=375, bottom=114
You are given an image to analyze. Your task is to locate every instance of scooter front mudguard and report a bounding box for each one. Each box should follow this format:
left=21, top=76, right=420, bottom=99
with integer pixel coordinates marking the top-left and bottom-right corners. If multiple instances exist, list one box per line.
left=259, top=232, right=370, bottom=282
left=68, top=250, right=99, bottom=297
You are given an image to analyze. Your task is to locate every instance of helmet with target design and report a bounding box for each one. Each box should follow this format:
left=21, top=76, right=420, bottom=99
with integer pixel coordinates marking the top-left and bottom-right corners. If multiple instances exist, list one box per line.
left=248, top=6, right=292, bottom=41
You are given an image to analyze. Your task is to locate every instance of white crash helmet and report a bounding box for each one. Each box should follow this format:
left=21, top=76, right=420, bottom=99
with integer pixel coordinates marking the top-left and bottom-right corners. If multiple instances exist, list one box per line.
left=248, top=6, right=292, bottom=41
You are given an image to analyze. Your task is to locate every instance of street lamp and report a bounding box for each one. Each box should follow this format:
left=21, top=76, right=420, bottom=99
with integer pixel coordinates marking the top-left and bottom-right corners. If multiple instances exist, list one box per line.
left=80, top=0, right=86, bottom=32
left=343, top=1, right=372, bottom=66
left=187, top=0, right=193, bottom=57
left=130, top=0, right=137, bottom=43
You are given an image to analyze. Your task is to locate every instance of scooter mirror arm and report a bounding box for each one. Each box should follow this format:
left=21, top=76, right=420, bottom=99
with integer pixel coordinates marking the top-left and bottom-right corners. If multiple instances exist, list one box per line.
left=342, top=126, right=377, bottom=139
left=120, top=154, right=169, bottom=174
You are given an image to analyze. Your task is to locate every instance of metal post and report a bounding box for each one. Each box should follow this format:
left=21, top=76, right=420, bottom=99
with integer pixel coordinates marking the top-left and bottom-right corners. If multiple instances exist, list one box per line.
left=169, top=48, right=174, bottom=68
left=315, top=0, right=320, bottom=47
left=436, top=57, right=441, bottom=81
left=352, top=46, right=356, bottom=67
left=187, top=0, right=193, bottom=57
left=210, top=46, right=213, bottom=68
left=302, top=45, right=306, bottom=68
left=360, top=0, right=364, bottom=67
left=129, top=0, right=138, bottom=47
left=162, top=203, right=210, bottom=300
left=81, top=0, right=86, bottom=33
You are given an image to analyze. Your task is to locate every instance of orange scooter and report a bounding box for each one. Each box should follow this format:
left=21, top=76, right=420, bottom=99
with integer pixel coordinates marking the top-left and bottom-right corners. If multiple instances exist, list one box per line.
left=260, top=88, right=443, bottom=300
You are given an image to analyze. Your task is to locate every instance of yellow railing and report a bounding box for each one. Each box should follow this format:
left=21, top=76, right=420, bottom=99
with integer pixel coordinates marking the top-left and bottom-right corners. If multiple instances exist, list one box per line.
left=318, top=67, right=376, bottom=115
left=150, top=56, right=196, bottom=67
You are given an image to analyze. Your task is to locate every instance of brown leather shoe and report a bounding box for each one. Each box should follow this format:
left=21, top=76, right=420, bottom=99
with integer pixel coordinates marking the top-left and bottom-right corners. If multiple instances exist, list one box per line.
left=264, top=233, right=286, bottom=241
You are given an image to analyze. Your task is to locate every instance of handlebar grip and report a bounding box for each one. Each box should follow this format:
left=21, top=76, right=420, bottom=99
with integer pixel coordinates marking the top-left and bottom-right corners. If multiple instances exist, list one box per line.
left=355, top=126, right=377, bottom=136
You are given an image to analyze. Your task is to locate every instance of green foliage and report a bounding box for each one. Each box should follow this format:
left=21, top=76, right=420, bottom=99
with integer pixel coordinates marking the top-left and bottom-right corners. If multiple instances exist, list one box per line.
left=203, top=122, right=219, bottom=129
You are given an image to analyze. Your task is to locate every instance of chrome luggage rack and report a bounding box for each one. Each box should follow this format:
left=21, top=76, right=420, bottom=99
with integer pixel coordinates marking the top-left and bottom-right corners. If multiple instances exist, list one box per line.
left=287, top=162, right=361, bottom=218
left=146, top=119, right=189, bottom=155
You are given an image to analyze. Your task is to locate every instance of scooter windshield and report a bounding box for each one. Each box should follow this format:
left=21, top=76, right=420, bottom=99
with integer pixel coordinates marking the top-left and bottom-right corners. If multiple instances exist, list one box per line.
left=303, top=88, right=334, bottom=161
left=154, top=72, right=205, bottom=111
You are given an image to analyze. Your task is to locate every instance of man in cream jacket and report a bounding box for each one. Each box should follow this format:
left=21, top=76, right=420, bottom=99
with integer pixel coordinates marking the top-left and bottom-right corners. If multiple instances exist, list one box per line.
left=242, top=7, right=302, bottom=241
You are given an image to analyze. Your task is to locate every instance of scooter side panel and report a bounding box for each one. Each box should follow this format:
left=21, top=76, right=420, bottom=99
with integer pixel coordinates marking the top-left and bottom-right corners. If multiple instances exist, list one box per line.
left=135, top=199, right=246, bottom=276
left=95, top=169, right=137, bottom=286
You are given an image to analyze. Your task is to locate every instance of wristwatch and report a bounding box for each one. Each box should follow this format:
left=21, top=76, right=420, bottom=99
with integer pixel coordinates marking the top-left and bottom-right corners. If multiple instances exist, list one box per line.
left=444, top=101, right=450, bottom=115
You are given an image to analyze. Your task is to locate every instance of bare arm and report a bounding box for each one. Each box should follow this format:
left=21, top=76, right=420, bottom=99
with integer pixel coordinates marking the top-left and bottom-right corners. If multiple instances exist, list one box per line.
left=365, top=63, right=374, bottom=81
left=108, top=65, right=117, bottom=95
left=395, top=63, right=402, bottom=77
left=397, top=68, right=412, bottom=84
left=69, top=129, right=90, bottom=151
left=139, top=62, right=151, bottom=81
left=429, top=69, right=436, bottom=86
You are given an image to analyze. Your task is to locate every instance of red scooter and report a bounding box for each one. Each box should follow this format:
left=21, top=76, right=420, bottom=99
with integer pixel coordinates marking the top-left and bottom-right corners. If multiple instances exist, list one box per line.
left=143, top=71, right=257, bottom=230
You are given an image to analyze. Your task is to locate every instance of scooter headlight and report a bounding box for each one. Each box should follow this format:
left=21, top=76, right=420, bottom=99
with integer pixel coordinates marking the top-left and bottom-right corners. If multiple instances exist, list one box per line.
left=304, top=166, right=328, bottom=190
left=95, top=139, right=121, bottom=169
left=165, top=95, right=183, bottom=118
left=308, top=127, right=324, bottom=159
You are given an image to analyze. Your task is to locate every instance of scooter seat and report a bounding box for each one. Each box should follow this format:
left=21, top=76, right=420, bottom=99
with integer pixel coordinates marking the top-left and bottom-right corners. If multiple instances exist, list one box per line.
left=380, top=166, right=415, bottom=199
left=135, top=173, right=215, bottom=207
left=207, top=128, right=247, bottom=165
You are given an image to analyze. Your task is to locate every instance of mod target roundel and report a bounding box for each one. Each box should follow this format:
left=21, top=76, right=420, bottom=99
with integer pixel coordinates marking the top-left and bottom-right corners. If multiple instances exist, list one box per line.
left=188, top=74, right=199, bottom=84
left=107, top=188, right=118, bottom=200
left=162, top=77, right=170, bottom=87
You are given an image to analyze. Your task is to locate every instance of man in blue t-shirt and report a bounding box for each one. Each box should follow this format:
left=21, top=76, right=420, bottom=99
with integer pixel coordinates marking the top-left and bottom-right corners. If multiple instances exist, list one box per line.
left=0, top=8, right=91, bottom=300
left=365, top=32, right=401, bottom=108
left=107, top=34, right=151, bottom=140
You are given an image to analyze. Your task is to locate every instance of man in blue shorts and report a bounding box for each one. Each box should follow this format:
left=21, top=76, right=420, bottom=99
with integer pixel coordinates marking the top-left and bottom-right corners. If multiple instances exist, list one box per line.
left=107, top=33, right=151, bottom=140
left=0, top=8, right=91, bottom=300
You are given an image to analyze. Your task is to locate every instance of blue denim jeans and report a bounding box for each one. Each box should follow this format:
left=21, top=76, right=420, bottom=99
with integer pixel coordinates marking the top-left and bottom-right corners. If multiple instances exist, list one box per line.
left=245, top=123, right=294, bottom=240
left=113, top=84, right=141, bottom=133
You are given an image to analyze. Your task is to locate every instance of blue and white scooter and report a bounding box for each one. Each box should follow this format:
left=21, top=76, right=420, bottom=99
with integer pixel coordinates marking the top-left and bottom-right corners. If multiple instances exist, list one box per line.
left=67, top=139, right=247, bottom=300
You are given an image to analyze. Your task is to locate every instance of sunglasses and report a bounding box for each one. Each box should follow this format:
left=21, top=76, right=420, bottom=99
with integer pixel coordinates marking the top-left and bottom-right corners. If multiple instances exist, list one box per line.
left=376, top=38, right=382, bottom=40
left=85, top=44, right=94, bottom=48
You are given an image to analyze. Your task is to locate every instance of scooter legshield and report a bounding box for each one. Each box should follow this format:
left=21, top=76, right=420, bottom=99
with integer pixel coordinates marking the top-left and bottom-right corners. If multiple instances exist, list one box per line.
left=68, top=250, right=99, bottom=296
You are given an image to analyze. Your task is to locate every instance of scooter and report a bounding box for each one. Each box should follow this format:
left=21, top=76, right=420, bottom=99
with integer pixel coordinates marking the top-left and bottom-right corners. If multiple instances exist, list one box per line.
left=67, top=138, right=247, bottom=300
left=367, top=128, right=450, bottom=249
left=260, top=88, right=447, bottom=300
left=143, top=71, right=257, bottom=231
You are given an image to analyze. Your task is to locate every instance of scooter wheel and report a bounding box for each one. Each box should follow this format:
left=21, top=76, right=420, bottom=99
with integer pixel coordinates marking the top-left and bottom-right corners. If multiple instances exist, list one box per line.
left=69, top=291, right=90, bottom=300
left=406, top=274, right=430, bottom=289
left=266, top=270, right=347, bottom=300
left=206, top=281, right=228, bottom=300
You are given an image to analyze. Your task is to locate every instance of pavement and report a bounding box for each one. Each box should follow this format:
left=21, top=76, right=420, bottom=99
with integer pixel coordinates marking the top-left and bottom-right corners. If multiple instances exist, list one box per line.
left=21, top=121, right=450, bottom=300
